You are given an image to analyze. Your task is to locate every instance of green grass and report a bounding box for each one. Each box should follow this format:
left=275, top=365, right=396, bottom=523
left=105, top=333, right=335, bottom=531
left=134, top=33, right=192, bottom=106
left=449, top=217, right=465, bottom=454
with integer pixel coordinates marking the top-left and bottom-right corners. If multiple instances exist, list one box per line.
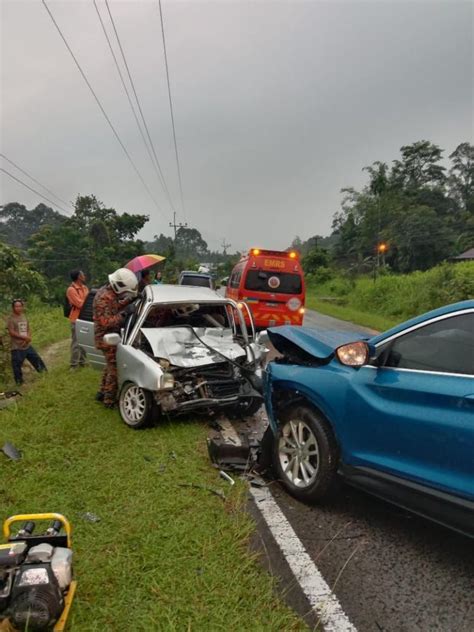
left=24, top=302, right=70, bottom=349
left=1, top=357, right=306, bottom=631
left=306, top=297, right=396, bottom=332
left=306, top=261, right=474, bottom=332
left=1, top=302, right=70, bottom=389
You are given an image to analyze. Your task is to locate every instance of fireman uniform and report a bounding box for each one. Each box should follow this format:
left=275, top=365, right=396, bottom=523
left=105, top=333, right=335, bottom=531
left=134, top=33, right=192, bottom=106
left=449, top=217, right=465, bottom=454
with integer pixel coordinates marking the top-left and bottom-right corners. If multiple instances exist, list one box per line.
left=93, top=285, right=130, bottom=406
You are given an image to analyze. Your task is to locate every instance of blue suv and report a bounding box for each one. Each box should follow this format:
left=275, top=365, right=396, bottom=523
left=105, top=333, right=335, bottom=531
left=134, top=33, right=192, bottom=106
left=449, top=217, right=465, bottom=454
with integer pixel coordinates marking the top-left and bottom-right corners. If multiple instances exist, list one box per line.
left=264, top=301, right=474, bottom=537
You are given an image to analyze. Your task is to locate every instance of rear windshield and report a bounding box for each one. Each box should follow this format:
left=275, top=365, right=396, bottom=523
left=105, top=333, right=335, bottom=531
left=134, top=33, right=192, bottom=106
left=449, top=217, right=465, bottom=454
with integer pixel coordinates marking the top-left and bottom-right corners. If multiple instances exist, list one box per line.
left=245, top=270, right=302, bottom=294
left=181, top=275, right=212, bottom=287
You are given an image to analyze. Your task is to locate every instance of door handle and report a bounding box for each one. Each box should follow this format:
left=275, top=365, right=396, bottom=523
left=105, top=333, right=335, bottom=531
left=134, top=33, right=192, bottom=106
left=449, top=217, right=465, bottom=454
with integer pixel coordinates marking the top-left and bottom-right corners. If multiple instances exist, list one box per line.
left=79, top=328, right=89, bottom=334
left=465, top=394, right=474, bottom=400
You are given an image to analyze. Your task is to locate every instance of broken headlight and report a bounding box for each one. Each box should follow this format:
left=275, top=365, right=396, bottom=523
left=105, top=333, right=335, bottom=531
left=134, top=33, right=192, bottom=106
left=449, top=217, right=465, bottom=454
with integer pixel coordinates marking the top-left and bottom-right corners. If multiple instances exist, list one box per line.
left=159, top=373, right=175, bottom=390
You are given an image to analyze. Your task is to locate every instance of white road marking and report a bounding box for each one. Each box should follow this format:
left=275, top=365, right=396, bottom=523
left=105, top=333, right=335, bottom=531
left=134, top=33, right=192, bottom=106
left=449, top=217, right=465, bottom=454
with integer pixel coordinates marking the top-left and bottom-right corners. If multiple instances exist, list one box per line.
left=250, top=485, right=357, bottom=632
left=218, top=419, right=242, bottom=445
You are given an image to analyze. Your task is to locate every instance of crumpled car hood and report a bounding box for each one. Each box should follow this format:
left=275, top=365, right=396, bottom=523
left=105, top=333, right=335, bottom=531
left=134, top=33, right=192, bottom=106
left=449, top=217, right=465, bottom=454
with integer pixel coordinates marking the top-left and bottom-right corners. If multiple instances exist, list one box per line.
left=268, top=326, right=368, bottom=362
left=141, top=327, right=246, bottom=368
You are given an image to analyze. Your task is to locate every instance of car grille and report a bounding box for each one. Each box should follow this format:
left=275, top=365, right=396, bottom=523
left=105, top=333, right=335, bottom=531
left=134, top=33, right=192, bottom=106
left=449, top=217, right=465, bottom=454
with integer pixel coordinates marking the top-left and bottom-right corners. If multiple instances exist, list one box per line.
left=208, top=379, right=240, bottom=398
left=198, top=363, right=241, bottom=399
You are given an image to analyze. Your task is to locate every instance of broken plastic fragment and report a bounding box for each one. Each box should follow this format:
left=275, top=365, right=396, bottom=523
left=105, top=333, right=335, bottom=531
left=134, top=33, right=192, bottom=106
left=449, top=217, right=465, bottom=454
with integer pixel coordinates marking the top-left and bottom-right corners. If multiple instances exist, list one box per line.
left=219, top=471, right=235, bottom=486
left=78, top=512, right=101, bottom=523
left=2, top=442, right=22, bottom=461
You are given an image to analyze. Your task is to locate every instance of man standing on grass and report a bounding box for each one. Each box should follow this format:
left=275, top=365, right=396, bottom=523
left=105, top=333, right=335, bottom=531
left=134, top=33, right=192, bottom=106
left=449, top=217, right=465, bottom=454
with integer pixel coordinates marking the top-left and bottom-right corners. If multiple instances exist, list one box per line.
left=7, top=299, right=47, bottom=386
left=93, top=268, right=138, bottom=408
left=67, top=269, right=89, bottom=369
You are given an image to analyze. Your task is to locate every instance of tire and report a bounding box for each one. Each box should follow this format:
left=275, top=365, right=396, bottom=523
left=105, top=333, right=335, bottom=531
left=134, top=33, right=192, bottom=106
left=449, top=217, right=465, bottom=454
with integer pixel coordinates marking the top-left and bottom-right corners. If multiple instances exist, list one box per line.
left=119, top=382, right=156, bottom=429
left=272, top=405, right=338, bottom=502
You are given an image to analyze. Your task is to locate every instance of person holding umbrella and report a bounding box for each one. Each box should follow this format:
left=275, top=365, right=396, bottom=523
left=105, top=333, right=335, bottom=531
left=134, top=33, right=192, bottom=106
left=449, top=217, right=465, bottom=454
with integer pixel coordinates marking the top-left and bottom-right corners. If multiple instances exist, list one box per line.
left=138, top=269, right=153, bottom=293
left=125, top=254, right=165, bottom=292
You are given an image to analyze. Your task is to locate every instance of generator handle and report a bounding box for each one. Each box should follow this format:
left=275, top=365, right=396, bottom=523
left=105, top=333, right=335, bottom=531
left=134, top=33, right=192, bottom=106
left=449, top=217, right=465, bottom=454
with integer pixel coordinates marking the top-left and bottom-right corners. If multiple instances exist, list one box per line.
left=3, top=513, right=72, bottom=547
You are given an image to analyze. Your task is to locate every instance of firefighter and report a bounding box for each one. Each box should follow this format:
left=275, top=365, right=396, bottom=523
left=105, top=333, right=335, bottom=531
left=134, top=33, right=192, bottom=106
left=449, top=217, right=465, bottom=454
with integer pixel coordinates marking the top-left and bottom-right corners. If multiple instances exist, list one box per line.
left=93, top=268, right=138, bottom=408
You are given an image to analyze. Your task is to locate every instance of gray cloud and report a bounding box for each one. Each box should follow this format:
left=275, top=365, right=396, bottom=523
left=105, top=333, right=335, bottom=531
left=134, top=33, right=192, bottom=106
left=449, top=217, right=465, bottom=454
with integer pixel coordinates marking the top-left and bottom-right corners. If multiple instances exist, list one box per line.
left=1, top=0, right=472, bottom=251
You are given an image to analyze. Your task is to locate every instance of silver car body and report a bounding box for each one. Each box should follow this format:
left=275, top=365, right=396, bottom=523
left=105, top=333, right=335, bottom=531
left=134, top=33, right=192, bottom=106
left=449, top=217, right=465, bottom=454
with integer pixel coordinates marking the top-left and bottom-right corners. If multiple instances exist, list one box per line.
left=76, top=284, right=266, bottom=414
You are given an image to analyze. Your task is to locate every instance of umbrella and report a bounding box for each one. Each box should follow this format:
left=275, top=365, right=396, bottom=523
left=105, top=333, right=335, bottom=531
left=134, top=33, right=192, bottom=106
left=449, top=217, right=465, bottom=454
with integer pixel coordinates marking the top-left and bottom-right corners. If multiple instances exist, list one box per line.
left=125, top=254, right=165, bottom=274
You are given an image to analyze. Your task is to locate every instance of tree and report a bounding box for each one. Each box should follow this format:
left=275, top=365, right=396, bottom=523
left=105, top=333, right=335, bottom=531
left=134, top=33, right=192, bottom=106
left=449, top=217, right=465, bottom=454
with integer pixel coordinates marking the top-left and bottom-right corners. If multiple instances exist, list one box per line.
left=387, top=205, right=454, bottom=272
left=146, top=233, right=174, bottom=255
left=391, top=140, right=446, bottom=190
left=0, top=202, right=65, bottom=249
left=448, top=142, right=474, bottom=213
left=302, top=246, right=329, bottom=273
left=28, top=195, right=149, bottom=296
left=0, top=241, right=46, bottom=308
left=175, top=226, right=208, bottom=259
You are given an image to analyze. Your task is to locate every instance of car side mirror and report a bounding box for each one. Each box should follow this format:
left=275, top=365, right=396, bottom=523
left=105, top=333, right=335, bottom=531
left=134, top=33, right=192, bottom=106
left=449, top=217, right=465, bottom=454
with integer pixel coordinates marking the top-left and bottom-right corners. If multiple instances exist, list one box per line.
left=103, top=333, right=121, bottom=347
left=256, top=330, right=269, bottom=346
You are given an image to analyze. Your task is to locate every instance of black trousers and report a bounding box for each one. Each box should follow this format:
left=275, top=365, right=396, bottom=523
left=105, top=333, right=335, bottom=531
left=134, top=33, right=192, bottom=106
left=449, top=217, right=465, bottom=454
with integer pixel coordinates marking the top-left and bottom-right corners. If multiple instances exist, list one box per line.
left=11, top=347, right=47, bottom=384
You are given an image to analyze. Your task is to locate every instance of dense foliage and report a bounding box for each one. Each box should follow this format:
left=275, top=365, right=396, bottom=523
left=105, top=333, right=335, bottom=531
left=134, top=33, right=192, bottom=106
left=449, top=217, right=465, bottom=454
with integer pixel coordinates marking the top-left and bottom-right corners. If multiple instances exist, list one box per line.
left=0, top=202, right=65, bottom=249
left=308, top=261, right=474, bottom=324
left=296, top=141, right=473, bottom=275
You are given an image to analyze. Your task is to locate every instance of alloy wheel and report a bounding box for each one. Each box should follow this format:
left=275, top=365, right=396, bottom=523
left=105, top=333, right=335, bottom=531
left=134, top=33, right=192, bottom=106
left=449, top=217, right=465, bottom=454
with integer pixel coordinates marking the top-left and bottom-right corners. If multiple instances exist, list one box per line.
left=120, top=385, right=147, bottom=425
left=278, top=419, right=320, bottom=488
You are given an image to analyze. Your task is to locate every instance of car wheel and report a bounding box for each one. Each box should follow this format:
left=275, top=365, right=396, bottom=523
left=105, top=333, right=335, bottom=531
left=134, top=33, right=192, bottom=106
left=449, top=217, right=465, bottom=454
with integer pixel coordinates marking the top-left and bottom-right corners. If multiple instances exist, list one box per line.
left=119, top=382, right=155, bottom=429
left=273, top=405, right=338, bottom=502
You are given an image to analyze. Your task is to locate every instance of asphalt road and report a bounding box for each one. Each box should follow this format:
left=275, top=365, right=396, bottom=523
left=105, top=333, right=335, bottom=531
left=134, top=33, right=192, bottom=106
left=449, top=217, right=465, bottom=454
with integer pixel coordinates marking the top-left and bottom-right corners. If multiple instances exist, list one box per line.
left=250, top=308, right=474, bottom=632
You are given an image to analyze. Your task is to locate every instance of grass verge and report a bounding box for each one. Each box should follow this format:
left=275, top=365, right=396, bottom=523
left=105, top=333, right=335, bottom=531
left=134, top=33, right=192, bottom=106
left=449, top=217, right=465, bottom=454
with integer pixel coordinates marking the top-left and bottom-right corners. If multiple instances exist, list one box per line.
left=1, top=356, right=306, bottom=631
left=1, top=303, right=70, bottom=389
left=306, top=297, right=397, bottom=332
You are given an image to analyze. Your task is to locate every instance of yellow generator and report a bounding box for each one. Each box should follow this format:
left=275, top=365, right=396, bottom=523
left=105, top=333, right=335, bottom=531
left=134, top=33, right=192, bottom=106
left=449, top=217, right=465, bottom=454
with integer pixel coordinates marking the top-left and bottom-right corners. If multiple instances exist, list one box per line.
left=0, top=514, right=76, bottom=631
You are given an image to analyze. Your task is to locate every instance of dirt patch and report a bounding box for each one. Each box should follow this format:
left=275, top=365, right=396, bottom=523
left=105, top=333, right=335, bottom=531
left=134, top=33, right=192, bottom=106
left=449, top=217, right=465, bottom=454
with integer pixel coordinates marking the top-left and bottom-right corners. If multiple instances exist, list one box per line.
left=0, top=339, right=69, bottom=400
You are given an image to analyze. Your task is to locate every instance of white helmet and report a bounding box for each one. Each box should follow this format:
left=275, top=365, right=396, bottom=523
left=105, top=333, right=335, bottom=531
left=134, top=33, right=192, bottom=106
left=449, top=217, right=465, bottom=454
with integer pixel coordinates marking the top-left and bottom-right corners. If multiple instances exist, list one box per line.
left=108, top=268, right=138, bottom=296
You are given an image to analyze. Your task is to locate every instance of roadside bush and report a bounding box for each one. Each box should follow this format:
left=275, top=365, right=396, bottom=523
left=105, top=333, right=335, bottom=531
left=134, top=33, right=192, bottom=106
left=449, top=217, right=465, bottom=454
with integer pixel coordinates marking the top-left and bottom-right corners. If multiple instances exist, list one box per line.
left=307, top=261, right=473, bottom=322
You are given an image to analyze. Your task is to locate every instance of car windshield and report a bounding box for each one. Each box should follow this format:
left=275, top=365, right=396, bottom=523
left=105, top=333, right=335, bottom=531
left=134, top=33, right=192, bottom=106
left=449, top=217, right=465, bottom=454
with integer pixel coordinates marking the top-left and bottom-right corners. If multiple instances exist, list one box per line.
left=143, top=302, right=231, bottom=329
left=245, top=270, right=302, bottom=294
left=181, top=275, right=211, bottom=287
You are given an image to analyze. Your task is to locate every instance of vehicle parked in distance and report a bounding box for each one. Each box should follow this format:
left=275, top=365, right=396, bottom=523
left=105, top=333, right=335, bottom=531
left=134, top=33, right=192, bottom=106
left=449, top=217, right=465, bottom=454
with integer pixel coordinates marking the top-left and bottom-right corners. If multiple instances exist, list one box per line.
left=76, top=285, right=266, bottom=428
left=226, top=248, right=305, bottom=329
left=264, top=300, right=474, bottom=537
left=178, top=270, right=215, bottom=289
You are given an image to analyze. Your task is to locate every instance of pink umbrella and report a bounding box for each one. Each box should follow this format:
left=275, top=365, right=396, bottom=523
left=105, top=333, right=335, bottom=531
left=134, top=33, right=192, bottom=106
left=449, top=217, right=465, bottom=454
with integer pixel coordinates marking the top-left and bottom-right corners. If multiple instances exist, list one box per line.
left=125, top=254, right=166, bottom=273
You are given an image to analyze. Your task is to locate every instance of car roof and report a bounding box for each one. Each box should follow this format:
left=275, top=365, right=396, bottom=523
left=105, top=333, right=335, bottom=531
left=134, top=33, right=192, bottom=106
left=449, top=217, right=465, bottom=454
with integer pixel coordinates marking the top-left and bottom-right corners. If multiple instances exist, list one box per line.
left=180, top=270, right=211, bottom=277
left=145, top=284, right=225, bottom=304
left=370, top=300, right=474, bottom=344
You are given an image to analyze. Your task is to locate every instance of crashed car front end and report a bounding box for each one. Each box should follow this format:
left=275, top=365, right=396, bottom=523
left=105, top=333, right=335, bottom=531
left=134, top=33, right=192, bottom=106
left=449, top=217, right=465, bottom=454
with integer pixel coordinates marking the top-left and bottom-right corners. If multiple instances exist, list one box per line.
left=118, top=288, right=266, bottom=418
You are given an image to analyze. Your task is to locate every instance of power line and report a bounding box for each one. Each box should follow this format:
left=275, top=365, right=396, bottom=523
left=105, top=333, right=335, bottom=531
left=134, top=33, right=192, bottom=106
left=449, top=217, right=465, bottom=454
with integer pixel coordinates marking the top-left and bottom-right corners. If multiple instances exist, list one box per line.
left=158, top=0, right=186, bottom=221
left=104, top=0, right=175, bottom=212
left=1, top=167, right=71, bottom=214
left=92, top=0, right=166, bottom=202
left=0, top=153, right=72, bottom=211
left=41, top=0, right=164, bottom=218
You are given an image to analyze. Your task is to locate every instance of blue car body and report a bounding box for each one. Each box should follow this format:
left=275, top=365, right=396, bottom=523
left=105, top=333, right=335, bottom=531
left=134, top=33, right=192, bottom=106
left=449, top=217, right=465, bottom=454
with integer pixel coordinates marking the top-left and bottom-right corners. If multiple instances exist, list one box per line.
left=265, top=300, right=474, bottom=536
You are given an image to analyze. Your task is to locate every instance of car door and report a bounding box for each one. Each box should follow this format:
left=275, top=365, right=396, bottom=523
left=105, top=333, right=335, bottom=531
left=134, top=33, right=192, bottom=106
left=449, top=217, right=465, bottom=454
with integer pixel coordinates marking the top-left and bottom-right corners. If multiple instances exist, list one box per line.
left=345, top=310, right=474, bottom=500
left=75, top=290, right=105, bottom=369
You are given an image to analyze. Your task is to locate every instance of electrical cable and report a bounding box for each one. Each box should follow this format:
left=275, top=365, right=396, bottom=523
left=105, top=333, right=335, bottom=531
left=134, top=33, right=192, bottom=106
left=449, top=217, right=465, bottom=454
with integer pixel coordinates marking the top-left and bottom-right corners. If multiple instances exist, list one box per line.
left=92, top=0, right=167, bottom=200
left=104, top=0, right=175, bottom=212
left=41, top=0, right=164, bottom=217
left=158, top=0, right=186, bottom=221
left=1, top=167, right=70, bottom=214
left=0, top=153, right=72, bottom=210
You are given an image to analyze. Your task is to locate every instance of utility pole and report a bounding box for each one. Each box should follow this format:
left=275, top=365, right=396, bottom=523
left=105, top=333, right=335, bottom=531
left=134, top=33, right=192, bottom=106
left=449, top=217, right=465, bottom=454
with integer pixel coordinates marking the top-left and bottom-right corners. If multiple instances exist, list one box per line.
left=169, top=211, right=187, bottom=241
left=221, top=239, right=231, bottom=257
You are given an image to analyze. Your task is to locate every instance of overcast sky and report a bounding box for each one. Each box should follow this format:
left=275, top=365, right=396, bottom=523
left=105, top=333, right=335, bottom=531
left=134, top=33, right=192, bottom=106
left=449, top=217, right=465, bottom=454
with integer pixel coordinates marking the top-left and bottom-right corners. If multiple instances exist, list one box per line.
left=1, top=0, right=472, bottom=251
